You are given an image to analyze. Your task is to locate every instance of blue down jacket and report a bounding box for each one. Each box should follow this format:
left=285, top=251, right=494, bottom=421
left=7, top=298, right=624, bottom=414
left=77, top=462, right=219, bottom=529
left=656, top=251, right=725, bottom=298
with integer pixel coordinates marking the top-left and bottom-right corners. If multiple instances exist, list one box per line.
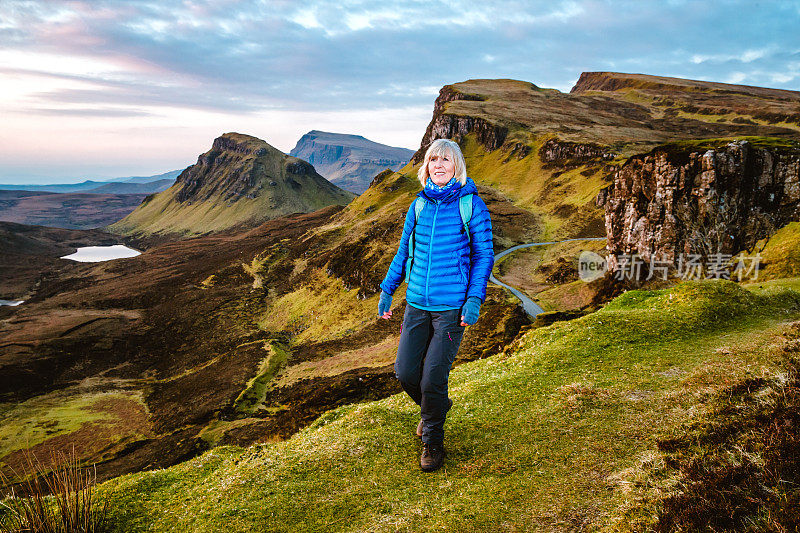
left=380, top=176, right=494, bottom=310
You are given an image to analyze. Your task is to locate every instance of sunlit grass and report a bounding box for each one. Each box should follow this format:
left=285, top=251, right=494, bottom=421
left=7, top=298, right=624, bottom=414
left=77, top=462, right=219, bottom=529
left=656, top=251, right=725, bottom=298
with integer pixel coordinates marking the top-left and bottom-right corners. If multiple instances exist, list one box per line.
left=97, top=278, right=800, bottom=531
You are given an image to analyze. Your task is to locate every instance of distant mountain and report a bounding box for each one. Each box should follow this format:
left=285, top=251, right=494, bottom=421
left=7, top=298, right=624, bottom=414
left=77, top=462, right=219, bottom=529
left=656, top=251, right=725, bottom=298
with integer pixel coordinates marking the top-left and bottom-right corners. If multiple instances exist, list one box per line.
left=0, top=169, right=181, bottom=193
left=0, top=180, right=116, bottom=193
left=117, top=169, right=183, bottom=184
left=0, top=190, right=151, bottom=229
left=289, top=130, right=413, bottom=194
left=106, top=132, right=355, bottom=239
left=88, top=178, right=174, bottom=195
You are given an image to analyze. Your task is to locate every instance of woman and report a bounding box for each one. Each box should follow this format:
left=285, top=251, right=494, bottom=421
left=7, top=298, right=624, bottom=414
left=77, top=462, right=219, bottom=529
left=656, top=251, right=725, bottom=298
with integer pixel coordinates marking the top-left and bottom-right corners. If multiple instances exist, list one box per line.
left=377, top=138, right=494, bottom=472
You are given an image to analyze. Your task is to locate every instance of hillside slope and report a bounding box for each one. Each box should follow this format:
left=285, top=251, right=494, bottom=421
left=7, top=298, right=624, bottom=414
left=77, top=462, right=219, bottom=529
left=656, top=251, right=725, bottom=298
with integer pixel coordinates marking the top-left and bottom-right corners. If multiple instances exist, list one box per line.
left=0, top=221, right=118, bottom=298
left=107, top=133, right=355, bottom=239
left=99, top=278, right=800, bottom=531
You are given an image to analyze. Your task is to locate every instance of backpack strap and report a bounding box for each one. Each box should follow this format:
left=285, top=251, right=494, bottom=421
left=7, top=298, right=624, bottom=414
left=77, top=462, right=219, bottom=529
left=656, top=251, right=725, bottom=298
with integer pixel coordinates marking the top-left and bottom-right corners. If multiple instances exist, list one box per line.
left=459, top=194, right=473, bottom=244
left=405, top=197, right=425, bottom=282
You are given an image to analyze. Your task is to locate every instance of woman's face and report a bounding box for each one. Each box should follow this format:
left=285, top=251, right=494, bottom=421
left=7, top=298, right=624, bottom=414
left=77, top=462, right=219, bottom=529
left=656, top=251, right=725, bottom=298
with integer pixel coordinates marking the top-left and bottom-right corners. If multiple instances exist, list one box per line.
left=427, top=152, right=455, bottom=186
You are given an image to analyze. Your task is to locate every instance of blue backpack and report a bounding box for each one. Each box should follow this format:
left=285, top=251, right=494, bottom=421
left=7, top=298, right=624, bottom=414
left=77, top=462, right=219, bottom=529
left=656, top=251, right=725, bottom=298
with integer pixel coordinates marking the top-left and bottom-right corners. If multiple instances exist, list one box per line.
left=405, top=194, right=473, bottom=282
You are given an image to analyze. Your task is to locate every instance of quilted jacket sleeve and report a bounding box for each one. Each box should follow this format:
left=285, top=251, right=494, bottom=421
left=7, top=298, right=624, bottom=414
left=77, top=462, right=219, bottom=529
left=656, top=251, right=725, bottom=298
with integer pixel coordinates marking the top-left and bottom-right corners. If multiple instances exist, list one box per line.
left=379, top=201, right=417, bottom=296
left=466, top=195, right=494, bottom=303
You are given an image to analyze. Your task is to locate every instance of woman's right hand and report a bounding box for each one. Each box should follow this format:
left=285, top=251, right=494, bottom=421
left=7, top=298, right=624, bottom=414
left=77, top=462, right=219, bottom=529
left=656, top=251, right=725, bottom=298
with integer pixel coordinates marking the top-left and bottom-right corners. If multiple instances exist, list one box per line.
left=378, top=291, right=393, bottom=319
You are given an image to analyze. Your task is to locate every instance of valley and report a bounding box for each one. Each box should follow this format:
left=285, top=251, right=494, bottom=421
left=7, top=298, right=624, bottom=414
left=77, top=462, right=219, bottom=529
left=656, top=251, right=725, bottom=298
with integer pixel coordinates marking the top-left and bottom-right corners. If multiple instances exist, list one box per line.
left=2, top=71, right=799, bottom=509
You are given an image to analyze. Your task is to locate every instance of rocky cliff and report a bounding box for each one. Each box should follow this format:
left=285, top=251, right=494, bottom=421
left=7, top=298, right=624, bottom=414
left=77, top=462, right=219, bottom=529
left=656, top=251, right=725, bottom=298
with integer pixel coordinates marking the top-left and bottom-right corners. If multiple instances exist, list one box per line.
left=596, top=139, right=800, bottom=275
left=107, top=132, right=355, bottom=239
left=289, top=130, right=413, bottom=194
left=412, top=84, right=510, bottom=164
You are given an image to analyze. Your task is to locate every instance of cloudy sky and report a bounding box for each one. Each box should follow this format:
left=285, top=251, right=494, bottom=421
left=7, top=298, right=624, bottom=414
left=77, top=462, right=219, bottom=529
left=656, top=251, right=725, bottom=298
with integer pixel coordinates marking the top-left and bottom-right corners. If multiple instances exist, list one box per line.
left=1, top=0, right=798, bottom=183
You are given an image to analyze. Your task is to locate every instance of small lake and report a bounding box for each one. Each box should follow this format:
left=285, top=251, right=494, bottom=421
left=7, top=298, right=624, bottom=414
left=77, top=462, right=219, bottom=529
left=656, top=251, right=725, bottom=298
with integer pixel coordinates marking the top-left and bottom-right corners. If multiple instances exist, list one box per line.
left=60, top=244, right=141, bottom=262
left=0, top=299, right=24, bottom=306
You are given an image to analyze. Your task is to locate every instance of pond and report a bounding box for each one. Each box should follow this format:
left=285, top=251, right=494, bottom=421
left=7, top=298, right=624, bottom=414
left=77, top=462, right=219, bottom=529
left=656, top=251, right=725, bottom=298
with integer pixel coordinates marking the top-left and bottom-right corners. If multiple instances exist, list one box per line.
left=60, top=244, right=141, bottom=262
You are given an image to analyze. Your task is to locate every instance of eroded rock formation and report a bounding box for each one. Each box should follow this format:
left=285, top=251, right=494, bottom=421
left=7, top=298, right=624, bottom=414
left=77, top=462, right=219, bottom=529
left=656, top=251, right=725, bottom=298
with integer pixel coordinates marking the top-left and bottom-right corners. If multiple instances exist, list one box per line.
left=597, top=140, right=800, bottom=273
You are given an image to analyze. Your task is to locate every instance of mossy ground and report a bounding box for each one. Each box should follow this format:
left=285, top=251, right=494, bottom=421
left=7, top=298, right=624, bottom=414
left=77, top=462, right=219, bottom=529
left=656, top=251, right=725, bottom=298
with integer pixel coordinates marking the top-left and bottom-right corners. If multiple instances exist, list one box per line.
left=0, top=390, right=150, bottom=480
left=0, top=391, right=147, bottom=461
left=232, top=341, right=291, bottom=415
left=752, top=221, right=800, bottom=281
left=94, top=278, right=800, bottom=531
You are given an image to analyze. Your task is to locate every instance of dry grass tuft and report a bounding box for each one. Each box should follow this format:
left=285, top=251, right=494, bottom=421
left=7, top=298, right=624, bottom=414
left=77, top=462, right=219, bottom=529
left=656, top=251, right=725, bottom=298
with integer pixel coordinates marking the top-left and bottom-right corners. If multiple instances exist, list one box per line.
left=0, top=448, right=108, bottom=533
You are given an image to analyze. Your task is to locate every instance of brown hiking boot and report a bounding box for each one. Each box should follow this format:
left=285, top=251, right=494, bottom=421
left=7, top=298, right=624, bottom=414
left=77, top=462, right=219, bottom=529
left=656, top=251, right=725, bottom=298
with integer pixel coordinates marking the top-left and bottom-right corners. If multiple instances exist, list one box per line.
left=416, top=398, right=452, bottom=439
left=420, top=442, right=446, bottom=472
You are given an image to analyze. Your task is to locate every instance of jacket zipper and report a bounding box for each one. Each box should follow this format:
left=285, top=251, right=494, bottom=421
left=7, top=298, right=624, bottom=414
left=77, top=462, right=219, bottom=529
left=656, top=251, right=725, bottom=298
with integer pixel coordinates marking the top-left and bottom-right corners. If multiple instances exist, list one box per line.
left=425, top=200, right=440, bottom=305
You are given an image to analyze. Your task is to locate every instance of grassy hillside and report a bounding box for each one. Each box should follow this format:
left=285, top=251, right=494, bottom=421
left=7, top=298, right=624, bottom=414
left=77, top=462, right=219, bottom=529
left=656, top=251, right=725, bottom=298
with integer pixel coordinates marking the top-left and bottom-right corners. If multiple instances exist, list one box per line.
left=96, top=277, right=800, bottom=531
left=7, top=74, right=800, bottom=515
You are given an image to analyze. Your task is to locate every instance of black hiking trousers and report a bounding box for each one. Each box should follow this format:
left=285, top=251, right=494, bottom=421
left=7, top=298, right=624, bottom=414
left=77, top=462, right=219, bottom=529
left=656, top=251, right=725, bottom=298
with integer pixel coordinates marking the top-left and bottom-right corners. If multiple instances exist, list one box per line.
left=394, top=303, right=465, bottom=446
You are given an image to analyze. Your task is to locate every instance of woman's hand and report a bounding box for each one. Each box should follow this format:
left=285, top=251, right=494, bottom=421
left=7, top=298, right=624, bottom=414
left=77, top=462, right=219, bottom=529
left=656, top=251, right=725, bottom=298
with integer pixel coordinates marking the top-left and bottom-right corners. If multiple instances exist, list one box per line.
left=460, top=297, right=481, bottom=326
left=378, top=291, right=393, bottom=319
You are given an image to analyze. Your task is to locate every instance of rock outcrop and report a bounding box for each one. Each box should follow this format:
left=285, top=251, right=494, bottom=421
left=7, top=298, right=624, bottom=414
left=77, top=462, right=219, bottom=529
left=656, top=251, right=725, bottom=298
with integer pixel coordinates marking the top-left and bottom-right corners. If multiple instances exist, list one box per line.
left=289, top=131, right=413, bottom=194
left=597, top=139, right=800, bottom=275
left=538, top=139, right=616, bottom=164
left=411, top=85, right=509, bottom=163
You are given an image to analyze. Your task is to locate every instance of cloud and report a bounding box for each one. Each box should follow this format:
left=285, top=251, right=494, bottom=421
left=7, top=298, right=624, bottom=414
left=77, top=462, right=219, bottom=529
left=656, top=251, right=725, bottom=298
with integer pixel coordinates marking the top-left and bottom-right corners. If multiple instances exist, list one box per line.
left=1, top=0, right=799, bottom=182
left=3, top=0, right=798, bottom=116
left=27, top=106, right=154, bottom=117
left=724, top=71, right=747, bottom=84
left=691, top=48, right=773, bottom=65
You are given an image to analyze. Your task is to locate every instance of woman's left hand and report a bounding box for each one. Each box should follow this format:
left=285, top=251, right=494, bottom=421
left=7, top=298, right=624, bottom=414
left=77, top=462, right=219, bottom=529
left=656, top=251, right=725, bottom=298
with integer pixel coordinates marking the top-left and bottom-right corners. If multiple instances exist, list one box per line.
left=460, top=297, right=481, bottom=326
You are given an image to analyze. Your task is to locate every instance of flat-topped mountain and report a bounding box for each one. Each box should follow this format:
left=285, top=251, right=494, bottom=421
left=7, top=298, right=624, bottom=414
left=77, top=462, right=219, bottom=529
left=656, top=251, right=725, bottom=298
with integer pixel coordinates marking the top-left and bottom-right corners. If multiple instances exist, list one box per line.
left=289, top=130, right=413, bottom=194
left=414, top=73, right=800, bottom=163
left=571, top=71, right=800, bottom=101
left=107, top=133, right=355, bottom=239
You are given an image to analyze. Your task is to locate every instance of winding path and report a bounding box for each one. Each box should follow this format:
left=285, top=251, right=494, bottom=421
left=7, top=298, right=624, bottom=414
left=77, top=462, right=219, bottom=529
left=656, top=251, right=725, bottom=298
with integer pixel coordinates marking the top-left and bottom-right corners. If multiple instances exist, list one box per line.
left=489, top=237, right=607, bottom=317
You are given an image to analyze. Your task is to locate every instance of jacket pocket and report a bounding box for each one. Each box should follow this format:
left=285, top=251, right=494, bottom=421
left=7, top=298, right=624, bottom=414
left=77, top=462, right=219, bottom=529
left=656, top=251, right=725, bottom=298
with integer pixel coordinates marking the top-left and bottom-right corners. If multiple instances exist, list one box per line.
left=458, top=259, right=468, bottom=286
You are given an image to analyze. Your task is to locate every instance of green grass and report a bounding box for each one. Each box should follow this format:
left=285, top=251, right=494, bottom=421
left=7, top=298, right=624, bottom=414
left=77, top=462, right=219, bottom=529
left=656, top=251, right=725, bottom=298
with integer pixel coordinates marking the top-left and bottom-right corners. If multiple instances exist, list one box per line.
left=95, top=278, right=800, bottom=531
left=655, top=136, right=800, bottom=155
left=256, top=268, right=405, bottom=345
left=232, top=341, right=291, bottom=416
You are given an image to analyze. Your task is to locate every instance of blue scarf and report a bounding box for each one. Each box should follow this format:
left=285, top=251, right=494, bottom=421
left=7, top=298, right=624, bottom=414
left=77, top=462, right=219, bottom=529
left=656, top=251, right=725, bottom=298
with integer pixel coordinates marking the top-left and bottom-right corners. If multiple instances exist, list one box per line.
left=424, top=176, right=460, bottom=200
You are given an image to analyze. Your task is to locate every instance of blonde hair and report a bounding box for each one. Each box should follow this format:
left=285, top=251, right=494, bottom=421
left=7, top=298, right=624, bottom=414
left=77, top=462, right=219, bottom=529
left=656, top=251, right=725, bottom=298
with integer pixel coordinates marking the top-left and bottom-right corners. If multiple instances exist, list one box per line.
left=417, top=138, right=467, bottom=188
